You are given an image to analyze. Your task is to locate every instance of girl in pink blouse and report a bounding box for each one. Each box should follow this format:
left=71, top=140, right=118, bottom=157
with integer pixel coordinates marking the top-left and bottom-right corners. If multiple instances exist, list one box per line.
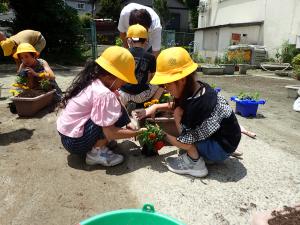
left=57, top=46, right=145, bottom=167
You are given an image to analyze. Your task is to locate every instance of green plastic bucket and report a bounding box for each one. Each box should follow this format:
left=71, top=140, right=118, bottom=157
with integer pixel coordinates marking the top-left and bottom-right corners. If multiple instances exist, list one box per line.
left=79, top=204, right=185, bottom=225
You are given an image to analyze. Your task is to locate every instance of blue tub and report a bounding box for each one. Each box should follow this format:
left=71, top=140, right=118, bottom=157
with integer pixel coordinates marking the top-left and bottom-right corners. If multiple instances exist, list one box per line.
left=230, top=96, right=266, bottom=117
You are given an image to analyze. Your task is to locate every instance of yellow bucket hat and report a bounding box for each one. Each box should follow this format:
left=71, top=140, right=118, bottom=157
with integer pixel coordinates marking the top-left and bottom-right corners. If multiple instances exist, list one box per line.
left=150, top=47, right=198, bottom=85
left=0, top=38, right=15, bottom=56
left=13, top=43, right=39, bottom=59
left=95, top=46, right=137, bottom=84
left=127, top=24, right=148, bottom=41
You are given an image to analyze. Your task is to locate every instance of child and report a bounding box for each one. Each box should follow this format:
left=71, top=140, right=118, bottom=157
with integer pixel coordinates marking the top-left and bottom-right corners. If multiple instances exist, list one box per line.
left=133, top=47, right=242, bottom=177
left=118, top=24, right=163, bottom=107
left=13, top=43, right=62, bottom=101
left=57, top=46, right=145, bottom=167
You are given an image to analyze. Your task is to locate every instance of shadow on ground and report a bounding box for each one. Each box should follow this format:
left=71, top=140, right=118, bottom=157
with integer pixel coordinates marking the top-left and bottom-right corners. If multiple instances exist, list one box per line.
left=0, top=128, right=35, bottom=146
left=67, top=140, right=177, bottom=175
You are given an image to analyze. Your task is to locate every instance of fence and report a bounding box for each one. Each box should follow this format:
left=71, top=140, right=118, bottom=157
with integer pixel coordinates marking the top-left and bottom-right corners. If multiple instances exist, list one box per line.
left=161, top=30, right=194, bottom=48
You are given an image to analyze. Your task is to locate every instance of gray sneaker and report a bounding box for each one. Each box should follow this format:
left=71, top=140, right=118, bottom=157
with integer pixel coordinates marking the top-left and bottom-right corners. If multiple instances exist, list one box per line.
left=165, top=153, right=208, bottom=177
left=86, top=148, right=124, bottom=166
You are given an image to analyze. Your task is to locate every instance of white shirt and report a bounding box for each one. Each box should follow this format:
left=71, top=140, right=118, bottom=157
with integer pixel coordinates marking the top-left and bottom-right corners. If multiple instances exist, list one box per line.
left=118, top=3, right=162, bottom=51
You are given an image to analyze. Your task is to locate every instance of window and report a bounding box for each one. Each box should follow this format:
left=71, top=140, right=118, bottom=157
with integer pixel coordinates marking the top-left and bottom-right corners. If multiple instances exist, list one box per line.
left=77, top=3, right=85, bottom=10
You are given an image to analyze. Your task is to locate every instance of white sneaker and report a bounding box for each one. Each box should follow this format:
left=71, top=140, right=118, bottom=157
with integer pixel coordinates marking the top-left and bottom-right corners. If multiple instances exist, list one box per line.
left=86, top=147, right=124, bottom=166
left=165, top=153, right=208, bottom=177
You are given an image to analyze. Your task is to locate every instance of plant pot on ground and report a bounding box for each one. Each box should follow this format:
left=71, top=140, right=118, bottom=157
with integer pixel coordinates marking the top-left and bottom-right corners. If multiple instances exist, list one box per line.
left=230, top=92, right=266, bottom=117
left=11, top=89, right=56, bottom=117
left=239, top=64, right=250, bottom=75
left=201, top=64, right=225, bottom=75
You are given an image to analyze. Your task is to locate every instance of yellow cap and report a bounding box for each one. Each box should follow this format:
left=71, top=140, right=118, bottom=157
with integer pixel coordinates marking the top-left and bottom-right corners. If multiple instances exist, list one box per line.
left=150, top=47, right=198, bottom=85
left=95, top=46, right=137, bottom=84
left=0, top=38, right=15, bottom=56
left=127, top=24, right=148, bottom=41
left=13, top=43, right=39, bottom=59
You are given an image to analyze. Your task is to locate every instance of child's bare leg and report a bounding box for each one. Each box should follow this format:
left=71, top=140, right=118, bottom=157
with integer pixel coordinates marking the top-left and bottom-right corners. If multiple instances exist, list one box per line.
left=240, top=125, right=256, bottom=138
left=94, top=139, right=108, bottom=148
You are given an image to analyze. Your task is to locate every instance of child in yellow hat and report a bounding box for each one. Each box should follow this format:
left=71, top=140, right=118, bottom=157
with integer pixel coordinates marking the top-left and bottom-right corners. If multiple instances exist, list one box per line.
left=118, top=24, right=163, bottom=109
left=133, top=47, right=242, bottom=177
left=13, top=43, right=62, bottom=101
left=57, top=46, right=145, bottom=167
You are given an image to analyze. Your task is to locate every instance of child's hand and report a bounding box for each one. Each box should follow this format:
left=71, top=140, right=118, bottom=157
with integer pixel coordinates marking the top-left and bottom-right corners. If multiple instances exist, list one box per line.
left=132, top=105, right=157, bottom=120
left=25, top=67, right=38, bottom=77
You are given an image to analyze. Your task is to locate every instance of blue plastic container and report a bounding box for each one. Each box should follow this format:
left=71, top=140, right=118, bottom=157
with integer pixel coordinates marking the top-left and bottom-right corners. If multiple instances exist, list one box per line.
left=230, top=96, right=266, bottom=117
left=214, top=87, right=221, bottom=93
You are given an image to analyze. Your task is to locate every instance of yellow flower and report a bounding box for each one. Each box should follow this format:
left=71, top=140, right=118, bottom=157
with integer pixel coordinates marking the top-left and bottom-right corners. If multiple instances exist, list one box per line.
left=22, top=85, right=29, bottom=90
left=9, top=89, right=21, bottom=96
left=144, top=102, right=149, bottom=108
left=12, top=83, right=20, bottom=87
left=151, top=99, right=159, bottom=104
left=164, top=93, right=171, bottom=97
left=38, top=72, right=47, bottom=78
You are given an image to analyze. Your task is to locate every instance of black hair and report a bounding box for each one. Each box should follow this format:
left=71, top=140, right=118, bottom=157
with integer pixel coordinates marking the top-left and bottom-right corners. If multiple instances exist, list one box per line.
left=173, top=73, right=198, bottom=108
left=60, top=59, right=111, bottom=108
left=132, top=38, right=147, bottom=44
left=129, top=9, right=152, bottom=29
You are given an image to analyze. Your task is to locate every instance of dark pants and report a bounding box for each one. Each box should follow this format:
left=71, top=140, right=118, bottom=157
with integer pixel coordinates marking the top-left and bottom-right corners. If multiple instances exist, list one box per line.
left=59, top=106, right=130, bottom=155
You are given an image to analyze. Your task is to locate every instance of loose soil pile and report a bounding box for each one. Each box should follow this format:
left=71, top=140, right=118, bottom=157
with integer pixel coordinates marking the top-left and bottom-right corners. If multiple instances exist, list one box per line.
left=268, top=206, right=300, bottom=225
left=18, top=89, right=46, bottom=98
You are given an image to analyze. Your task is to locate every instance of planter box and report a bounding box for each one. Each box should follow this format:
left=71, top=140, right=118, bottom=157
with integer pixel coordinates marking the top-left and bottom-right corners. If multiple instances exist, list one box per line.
left=145, top=116, right=179, bottom=137
left=260, top=63, right=291, bottom=71
left=231, top=96, right=266, bottom=117
left=239, top=64, right=249, bottom=74
left=285, top=85, right=300, bottom=98
left=202, top=65, right=224, bottom=75
left=11, top=90, right=55, bottom=117
left=219, top=64, right=235, bottom=75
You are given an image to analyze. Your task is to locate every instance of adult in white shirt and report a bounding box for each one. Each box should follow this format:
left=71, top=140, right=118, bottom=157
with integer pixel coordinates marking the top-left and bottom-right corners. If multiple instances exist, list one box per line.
left=118, top=3, right=162, bottom=57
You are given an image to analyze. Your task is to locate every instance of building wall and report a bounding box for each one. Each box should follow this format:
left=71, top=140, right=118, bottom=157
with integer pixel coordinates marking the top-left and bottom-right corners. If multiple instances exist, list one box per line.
left=65, top=0, right=93, bottom=15
left=196, top=0, right=300, bottom=57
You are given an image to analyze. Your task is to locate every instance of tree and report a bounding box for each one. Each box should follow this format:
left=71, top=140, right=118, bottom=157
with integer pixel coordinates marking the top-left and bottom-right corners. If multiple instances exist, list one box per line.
left=9, top=0, right=84, bottom=64
left=0, top=0, right=8, bottom=13
left=97, top=0, right=121, bottom=21
left=153, top=0, right=171, bottom=28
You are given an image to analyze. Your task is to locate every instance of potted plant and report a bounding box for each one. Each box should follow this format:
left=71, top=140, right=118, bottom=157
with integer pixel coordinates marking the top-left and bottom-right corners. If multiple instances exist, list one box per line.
left=201, top=63, right=225, bottom=75
left=230, top=92, right=266, bottom=117
left=230, top=51, right=250, bottom=75
left=9, top=74, right=55, bottom=117
left=219, top=52, right=235, bottom=75
left=292, top=54, right=300, bottom=80
left=137, top=123, right=165, bottom=156
left=210, top=83, right=221, bottom=93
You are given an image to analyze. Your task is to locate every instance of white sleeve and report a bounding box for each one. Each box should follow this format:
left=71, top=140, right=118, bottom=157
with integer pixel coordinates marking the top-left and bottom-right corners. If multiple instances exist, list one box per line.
left=118, top=11, right=128, bottom=33
left=150, top=27, right=162, bottom=51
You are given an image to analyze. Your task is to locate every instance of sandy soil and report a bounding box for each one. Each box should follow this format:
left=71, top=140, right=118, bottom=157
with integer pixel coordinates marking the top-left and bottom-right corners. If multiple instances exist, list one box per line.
left=0, top=67, right=299, bottom=225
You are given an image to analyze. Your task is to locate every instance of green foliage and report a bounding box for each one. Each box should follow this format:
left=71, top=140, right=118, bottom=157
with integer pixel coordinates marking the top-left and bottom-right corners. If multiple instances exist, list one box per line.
left=10, top=0, right=84, bottom=64
left=159, top=93, right=172, bottom=103
left=138, top=123, right=165, bottom=146
left=0, top=0, right=8, bottom=13
left=280, top=41, right=300, bottom=64
left=210, top=83, right=217, bottom=89
left=39, top=79, right=51, bottom=91
left=214, top=56, right=222, bottom=64
left=115, top=37, right=123, bottom=46
left=237, top=91, right=260, bottom=101
left=97, top=0, right=121, bottom=21
left=292, top=54, right=300, bottom=66
left=16, top=76, right=27, bottom=84
left=191, top=53, right=206, bottom=63
left=231, top=51, right=246, bottom=64
left=80, top=13, right=92, bottom=28
left=153, top=0, right=171, bottom=28
left=221, top=52, right=234, bottom=64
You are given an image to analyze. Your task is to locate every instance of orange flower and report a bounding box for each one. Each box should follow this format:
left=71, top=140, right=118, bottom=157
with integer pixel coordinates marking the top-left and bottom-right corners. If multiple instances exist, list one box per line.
left=148, top=133, right=156, bottom=140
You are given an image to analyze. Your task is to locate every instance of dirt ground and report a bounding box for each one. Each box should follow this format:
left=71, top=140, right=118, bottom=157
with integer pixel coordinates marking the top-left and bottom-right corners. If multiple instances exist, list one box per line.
left=0, top=66, right=299, bottom=225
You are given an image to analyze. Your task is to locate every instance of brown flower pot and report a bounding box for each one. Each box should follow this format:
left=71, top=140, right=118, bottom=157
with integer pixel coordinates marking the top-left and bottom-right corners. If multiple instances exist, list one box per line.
left=11, top=89, right=55, bottom=117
